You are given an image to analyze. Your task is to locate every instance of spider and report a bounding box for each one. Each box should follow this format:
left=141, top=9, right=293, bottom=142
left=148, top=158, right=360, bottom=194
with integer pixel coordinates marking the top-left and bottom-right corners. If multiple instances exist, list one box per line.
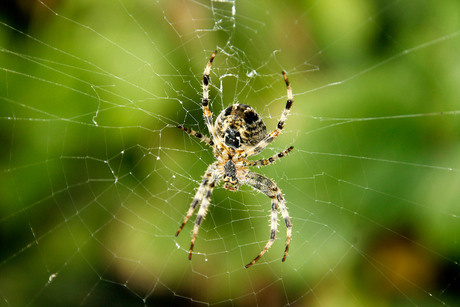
left=176, top=50, right=294, bottom=268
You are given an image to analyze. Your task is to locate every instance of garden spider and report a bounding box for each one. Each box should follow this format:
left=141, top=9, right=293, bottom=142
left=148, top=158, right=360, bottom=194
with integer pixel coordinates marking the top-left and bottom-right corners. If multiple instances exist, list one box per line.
left=176, top=50, right=294, bottom=268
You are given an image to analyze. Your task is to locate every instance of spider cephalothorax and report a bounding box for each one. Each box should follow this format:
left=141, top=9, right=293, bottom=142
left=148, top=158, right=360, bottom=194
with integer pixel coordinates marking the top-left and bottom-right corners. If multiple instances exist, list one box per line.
left=176, top=50, right=294, bottom=268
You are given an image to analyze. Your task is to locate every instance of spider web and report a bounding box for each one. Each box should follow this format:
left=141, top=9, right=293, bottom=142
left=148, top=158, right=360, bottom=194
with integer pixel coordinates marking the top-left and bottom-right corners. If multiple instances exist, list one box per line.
left=1, top=0, right=460, bottom=305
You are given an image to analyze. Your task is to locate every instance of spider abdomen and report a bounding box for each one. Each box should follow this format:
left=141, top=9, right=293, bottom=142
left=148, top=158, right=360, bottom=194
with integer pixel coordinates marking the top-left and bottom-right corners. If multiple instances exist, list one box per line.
left=215, top=104, right=267, bottom=150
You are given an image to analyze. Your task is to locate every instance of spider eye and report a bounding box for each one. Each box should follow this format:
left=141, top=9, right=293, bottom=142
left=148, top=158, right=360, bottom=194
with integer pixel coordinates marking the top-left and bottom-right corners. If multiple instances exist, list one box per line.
left=224, top=128, right=241, bottom=148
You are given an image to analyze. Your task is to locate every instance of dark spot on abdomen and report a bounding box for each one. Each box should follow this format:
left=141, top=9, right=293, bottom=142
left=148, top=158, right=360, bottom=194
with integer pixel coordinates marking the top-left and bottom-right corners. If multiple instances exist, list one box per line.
left=243, top=109, right=259, bottom=124
left=224, top=128, right=241, bottom=148
left=224, top=106, right=233, bottom=116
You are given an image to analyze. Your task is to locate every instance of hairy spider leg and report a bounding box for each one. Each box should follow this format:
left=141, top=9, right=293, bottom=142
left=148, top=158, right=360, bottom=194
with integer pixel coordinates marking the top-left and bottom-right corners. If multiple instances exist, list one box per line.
left=177, top=125, right=214, bottom=147
left=279, top=196, right=292, bottom=262
left=202, top=50, right=220, bottom=145
left=247, top=146, right=294, bottom=167
left=189, top=175, right=217, bottom=260
left=246, top=71, right=293, bottom=157
left=245, top=188, right=278, bottom=268
left=244, top=171, right=292, bottom=268
left=176, top=162, right=217, bottom=237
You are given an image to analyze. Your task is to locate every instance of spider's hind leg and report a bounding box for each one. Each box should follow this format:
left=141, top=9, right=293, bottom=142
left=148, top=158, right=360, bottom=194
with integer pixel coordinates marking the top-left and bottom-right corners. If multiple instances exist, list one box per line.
left=201, top=50, right=219, bottom=143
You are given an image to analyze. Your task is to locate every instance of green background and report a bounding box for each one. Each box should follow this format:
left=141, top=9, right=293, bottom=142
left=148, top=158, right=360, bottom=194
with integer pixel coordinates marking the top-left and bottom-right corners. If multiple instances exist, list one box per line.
left=1, top=0, right=459, bottom=306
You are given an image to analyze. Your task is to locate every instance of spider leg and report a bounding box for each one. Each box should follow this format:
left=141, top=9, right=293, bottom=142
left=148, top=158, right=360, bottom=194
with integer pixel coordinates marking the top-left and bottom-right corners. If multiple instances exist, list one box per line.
left=246, top=71, right=293, bottom=156
left=202, top=50, right=220, bottom=144
left=245, top=189, right=278, bottom=268
left=177, top=125, right=214, bottom=147
left=176, top=162, right=217, bottom=237
left=279, top=196, right=292, bottom=262
left=189, top=175, right=216, bottom=260
left=244, top=171, right=292, bottom=268
left=247, top=146, right=294, bottom=167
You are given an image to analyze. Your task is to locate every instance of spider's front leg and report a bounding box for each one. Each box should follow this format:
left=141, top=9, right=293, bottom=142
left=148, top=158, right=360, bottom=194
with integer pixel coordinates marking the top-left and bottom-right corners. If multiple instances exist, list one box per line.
left=176, top=162, right=218, bottom=260
left=188, top=178, right=216, bottom=259
left=245, top=171, right=292, bottom=268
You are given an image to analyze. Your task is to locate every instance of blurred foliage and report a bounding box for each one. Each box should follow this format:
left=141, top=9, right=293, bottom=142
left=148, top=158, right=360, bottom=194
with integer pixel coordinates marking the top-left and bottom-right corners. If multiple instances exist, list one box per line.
left=1, top=0, right=460, bottom=306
